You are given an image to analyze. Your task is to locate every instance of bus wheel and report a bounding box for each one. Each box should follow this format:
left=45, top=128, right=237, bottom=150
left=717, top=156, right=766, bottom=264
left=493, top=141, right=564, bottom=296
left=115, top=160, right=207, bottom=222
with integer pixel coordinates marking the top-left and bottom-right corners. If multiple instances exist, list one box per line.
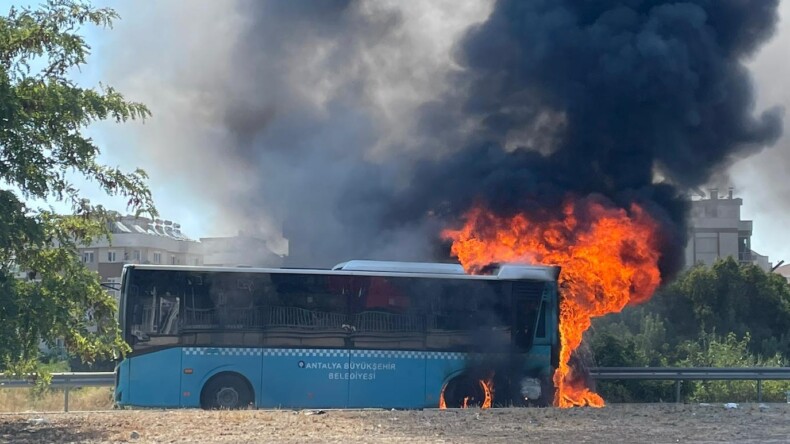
left=201, top=373, right=254, bottom=409
left=440, top=375, right=489, bottom=408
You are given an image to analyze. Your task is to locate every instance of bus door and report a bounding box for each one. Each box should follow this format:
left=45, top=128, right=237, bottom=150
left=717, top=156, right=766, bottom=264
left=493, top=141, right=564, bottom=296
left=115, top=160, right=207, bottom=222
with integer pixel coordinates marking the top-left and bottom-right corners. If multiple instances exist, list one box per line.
left=124, top=269, right=184, bottom=407
left=512, top=281, right=552, bottom=374
left=259, top=273, right=353, bottom=408
left=347, top=276, right=427, bottom=408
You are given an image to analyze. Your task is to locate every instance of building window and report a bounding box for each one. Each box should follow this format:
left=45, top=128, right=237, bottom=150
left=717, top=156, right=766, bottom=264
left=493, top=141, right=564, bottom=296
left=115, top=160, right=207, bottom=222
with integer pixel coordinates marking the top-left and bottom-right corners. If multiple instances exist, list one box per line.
left=82, top=251, right=94, bottom=263
left=171, top=256, right=178, bottom=265
left=133, top=250, right=141, bottom=261
left=153, top=252, right=162, bottom=264
left=107, top=250, right=117, bottom=263
left=193, top=258, right=200, bottom=266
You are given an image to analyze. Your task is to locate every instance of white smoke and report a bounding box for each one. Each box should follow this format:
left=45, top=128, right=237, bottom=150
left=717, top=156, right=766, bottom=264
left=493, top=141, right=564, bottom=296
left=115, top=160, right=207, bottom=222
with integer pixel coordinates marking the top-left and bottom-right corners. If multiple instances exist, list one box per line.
left=95, top=0, right=492, bottom=261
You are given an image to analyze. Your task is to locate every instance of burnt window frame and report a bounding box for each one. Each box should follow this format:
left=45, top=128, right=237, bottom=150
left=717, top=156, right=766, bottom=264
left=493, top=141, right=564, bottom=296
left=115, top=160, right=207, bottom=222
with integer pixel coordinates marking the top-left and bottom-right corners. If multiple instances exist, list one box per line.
left=121, top=268, right=554, bottom=354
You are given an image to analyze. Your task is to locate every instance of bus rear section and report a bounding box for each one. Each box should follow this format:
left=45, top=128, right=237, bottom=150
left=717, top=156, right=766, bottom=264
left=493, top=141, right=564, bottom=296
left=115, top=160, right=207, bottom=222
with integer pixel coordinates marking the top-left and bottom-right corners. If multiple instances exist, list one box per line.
left=115, top=262, right=559, bottom=409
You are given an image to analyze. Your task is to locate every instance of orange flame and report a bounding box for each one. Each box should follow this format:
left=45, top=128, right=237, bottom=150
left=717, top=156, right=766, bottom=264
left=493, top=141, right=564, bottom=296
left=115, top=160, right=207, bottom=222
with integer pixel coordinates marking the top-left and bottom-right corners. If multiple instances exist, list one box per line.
left=439, top=378, right=495, bottom=409
left=441, top=199, right=661, bottom=407
left=480, top=378, right=493, bottom=409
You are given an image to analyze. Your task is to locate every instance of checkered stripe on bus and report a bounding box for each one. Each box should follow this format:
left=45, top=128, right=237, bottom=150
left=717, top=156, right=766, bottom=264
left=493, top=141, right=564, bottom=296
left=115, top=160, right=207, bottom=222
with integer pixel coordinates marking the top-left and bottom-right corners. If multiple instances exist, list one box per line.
left=425, top=352, right=465, bottom=360
left=351, top=350, right=422, bottom=359
left=261, top=348, right=347, bottom=357
left=181, top=347, right=466, bottom=360
left=182, top=347, right=262, bottom=356
left=351, top=350, right=464, bottom=360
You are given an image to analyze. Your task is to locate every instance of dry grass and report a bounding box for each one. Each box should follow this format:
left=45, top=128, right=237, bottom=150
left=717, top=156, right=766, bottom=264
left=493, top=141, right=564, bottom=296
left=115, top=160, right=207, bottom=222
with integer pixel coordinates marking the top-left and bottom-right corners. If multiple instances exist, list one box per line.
left=0, top=387, right=113, bottom=413
left=1, top=404, right=789, bottom=443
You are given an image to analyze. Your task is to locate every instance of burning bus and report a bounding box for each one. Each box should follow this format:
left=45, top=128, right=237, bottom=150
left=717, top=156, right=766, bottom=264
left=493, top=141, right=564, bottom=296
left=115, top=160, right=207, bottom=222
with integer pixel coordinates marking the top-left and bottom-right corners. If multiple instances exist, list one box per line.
left=114, top=260, right=560, bottom=409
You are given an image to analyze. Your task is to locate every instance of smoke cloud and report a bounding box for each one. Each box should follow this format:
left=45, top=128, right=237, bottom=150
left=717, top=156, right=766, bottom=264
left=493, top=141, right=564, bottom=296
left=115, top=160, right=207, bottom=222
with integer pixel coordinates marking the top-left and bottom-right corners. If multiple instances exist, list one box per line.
left=102, top=0, right=782, bottom=273
left=386, top=0, right=783, bottom=278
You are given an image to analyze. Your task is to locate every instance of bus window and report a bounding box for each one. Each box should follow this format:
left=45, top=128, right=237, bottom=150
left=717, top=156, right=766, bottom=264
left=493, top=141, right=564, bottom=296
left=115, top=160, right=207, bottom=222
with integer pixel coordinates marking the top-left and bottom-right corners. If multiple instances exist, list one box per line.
left=266, top=274, right=350, bottom=336
left=362, top=277, right=412, bottom=312
left=125, top=269, right=187, bottom=350
left=425, top=280, right=511, bottom=351
left=349, top=277, right=428, bottom=349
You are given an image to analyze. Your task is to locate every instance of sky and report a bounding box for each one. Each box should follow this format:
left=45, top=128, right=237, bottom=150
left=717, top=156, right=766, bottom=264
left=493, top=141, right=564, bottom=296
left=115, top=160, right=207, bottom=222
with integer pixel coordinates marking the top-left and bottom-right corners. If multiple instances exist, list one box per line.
left=732, top=0, right=790, bottom=265
left=4, top=0, right=790, bottom=264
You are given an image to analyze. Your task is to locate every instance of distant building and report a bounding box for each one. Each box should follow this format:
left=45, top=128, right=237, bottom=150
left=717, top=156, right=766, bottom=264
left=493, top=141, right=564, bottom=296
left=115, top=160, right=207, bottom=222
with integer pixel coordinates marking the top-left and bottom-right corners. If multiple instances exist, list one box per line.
left=77, top=214, right=203, bottom=302
left=685, top=188, right=771, bottom=271
left=78, top=215, right=288, bottom=297
left=38, top=214, right=286, bottom=360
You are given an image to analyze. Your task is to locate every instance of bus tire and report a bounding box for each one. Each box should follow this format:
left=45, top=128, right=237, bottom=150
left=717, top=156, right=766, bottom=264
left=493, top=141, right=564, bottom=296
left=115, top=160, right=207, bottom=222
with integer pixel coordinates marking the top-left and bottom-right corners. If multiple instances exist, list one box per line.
left=200, top=373, right=254, bottom=410
left=441, top=374, right=489, bottom=408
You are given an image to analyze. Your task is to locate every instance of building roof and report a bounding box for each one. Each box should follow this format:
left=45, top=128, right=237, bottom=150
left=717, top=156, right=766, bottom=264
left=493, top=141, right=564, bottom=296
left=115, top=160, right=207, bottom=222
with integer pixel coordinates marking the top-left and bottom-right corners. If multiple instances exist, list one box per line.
left=110, top=215, right=196, bottom=242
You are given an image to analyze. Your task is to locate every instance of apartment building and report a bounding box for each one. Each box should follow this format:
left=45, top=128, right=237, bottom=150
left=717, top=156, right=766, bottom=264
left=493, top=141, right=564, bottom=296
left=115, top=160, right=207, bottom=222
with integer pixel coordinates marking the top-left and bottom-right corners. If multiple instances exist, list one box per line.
left=77, top=214, right=203, bottom=301
left=685, top=188, right=771, bottom=271
left=77, top=214, right=286, bottom=300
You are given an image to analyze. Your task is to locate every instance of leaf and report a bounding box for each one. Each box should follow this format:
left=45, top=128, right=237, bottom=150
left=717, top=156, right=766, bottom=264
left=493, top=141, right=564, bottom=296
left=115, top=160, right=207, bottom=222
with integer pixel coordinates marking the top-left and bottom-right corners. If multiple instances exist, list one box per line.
left=0, top=0, right=149, bottom=375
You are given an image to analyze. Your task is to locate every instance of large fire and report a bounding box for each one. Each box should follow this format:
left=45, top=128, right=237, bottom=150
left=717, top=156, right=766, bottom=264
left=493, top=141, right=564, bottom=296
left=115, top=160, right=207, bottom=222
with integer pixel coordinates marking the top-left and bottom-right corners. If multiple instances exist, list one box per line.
left=441, top=199, right=662, bottom=407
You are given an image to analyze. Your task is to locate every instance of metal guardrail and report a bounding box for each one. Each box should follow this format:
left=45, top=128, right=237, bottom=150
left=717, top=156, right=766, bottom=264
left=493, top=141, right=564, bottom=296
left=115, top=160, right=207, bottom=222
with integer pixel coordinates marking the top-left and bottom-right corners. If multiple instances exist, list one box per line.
left=2, top=368, right=789, bottom=410
left=590, top=367, right=790, bottom=403
left=0, top=372, right=114, bottom=412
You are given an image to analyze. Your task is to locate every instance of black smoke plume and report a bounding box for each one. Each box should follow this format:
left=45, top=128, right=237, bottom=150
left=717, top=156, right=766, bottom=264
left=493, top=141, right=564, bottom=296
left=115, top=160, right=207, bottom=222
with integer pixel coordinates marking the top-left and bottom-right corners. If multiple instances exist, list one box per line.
left=350, top=0, right=783, bottom=279
left=106, top=0, right=782, bottom=276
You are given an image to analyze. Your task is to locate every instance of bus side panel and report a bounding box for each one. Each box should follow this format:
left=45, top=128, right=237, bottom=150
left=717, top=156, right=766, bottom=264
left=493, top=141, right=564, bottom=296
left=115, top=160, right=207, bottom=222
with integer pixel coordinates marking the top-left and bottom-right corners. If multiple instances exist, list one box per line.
left=180, top=347, right=263, bottom=408
left=260, top=348, right=350, bottom=409
left=347, top=350, right=426, bottom=408
left=525, top=345, right=552, bottom=376
left=127, top=348, right=182, bottom=407
left=424, top=352, right=467, bottom=408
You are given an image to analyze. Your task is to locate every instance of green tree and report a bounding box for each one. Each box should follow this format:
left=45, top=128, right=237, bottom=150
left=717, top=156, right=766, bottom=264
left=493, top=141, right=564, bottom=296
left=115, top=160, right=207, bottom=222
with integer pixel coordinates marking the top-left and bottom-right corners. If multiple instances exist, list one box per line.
left=659, top=258, right=790, bottom=357
left=590, top=258, right=790, bottom=402
left=0, top=1, right=154, bottom=375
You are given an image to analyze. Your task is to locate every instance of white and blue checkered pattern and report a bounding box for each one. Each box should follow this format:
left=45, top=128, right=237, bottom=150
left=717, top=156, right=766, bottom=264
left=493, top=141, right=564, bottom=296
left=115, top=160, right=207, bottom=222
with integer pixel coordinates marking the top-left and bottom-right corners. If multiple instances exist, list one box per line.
left=351, top=350, right=422, bottom=359
left=183, top=347, right=261, bottom=356
left=182, top=347, right=466, bottom=360
left=261, top=348, right=347, bottom=357
left=426, top=351, right=464, bottom=360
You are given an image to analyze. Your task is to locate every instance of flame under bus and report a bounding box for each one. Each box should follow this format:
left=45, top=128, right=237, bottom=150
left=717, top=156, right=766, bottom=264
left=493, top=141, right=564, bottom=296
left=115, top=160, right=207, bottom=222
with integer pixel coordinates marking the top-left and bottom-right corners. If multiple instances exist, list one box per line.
left=114, top=260, right=560, bottom=409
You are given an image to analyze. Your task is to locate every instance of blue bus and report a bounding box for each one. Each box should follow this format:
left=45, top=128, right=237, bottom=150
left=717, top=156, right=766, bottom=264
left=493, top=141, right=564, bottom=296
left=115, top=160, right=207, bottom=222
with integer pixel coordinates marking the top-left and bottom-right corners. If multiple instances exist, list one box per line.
left=114, top=260, right=560, bottom=409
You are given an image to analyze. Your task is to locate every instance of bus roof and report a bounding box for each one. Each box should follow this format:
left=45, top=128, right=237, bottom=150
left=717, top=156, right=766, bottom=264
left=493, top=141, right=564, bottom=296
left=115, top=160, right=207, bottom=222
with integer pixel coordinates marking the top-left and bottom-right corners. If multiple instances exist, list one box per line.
left=124, top=260, right=560, bottom=282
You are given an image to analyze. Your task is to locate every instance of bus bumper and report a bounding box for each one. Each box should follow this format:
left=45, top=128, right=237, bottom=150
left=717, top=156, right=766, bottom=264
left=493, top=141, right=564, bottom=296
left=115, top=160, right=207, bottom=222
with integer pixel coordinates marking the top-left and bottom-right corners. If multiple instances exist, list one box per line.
left=114, top=359, right=130, bottom=406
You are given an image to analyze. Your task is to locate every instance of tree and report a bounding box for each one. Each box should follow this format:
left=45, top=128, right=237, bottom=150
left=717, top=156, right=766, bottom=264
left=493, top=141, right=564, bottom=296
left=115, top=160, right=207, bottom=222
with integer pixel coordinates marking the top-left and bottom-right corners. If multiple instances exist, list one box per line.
left=589, top=258, right=790, bottom=401
left=0, top=1, right=154, bottom=375
left=658, top=258, right=790, bottom=357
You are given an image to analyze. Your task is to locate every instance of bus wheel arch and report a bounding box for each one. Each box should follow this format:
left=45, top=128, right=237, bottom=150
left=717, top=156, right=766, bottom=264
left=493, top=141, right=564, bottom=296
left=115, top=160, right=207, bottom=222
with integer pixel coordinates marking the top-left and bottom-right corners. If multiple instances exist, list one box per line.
left=200, top=371, right=254, bottom=409
left=439, top=373, right=493, bottom=409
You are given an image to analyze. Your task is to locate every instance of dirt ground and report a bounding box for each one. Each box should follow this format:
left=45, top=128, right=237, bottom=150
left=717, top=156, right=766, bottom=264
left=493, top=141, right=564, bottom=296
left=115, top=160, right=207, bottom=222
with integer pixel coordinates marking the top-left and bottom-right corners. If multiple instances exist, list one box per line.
left=0, top=403, right=788, bottom=443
